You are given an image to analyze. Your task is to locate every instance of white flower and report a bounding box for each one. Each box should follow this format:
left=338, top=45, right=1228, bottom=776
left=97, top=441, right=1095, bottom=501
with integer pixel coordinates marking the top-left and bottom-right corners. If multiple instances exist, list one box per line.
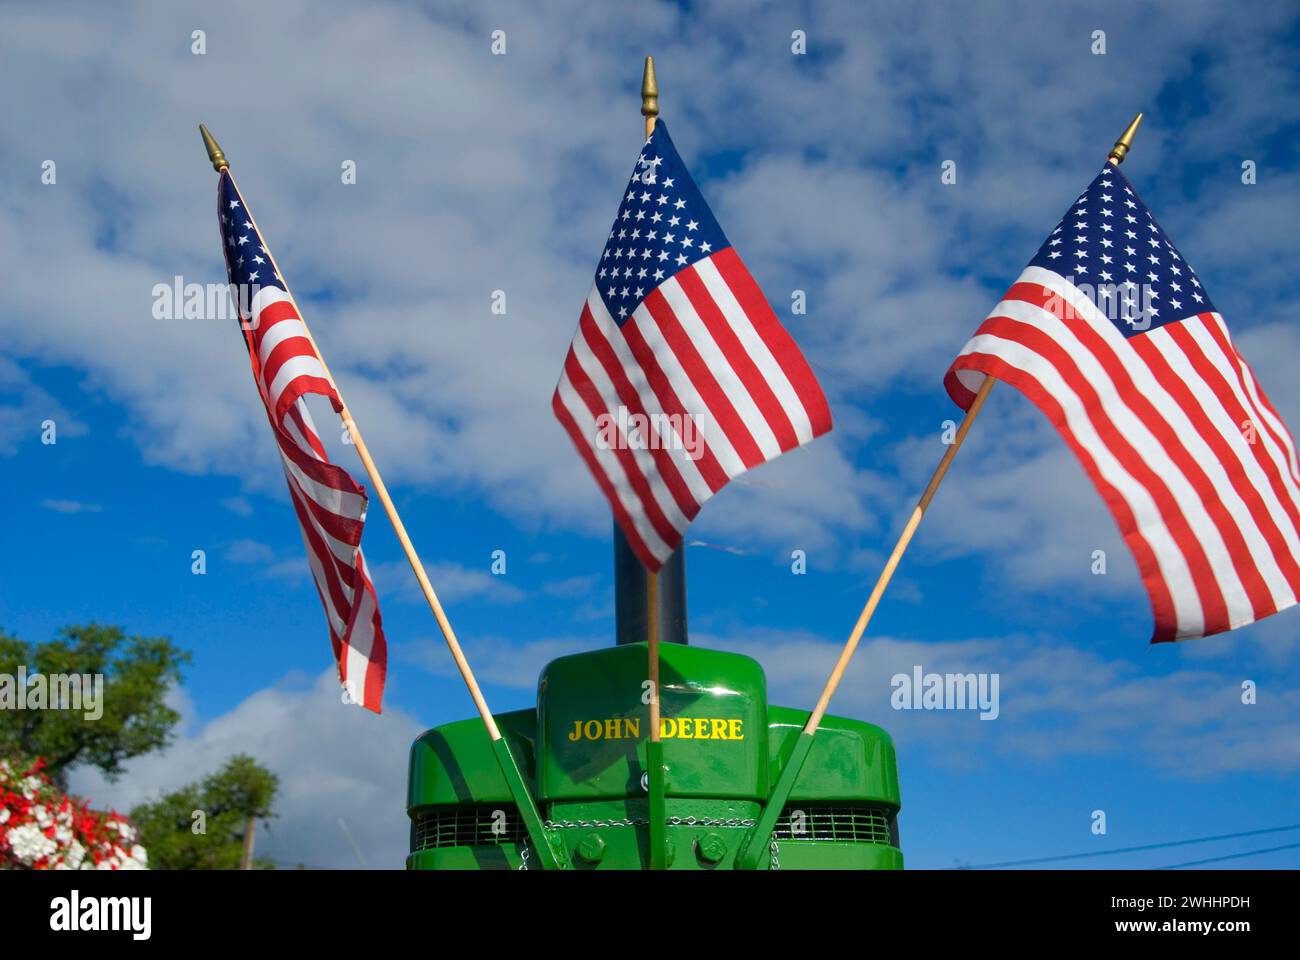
left=7, top=823, right=58, bottom=865
left=66, top=839, right=86, bottom=869
left=0, top=809, right=9, bottom=825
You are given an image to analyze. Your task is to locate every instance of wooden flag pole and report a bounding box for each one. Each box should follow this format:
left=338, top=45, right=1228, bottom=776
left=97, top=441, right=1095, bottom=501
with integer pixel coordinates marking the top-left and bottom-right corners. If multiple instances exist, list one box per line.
left=804, top=375, right=995, bottom=732
left=643, top=57, right=661, bottom=743
left=736, top=113, right=1145, bottom=869
left=198, top=125, right=563, bottom=870
left=640, top=55, right=670, bottom=870
left=646, top=574, right=661, bottom=743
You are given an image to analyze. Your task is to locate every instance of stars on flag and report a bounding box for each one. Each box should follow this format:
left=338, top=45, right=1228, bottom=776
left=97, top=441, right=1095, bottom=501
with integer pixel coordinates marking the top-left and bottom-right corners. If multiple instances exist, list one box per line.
left=219, top=202, right=281, bottom=292
left=594, top=131, right=729, bottom=322
left=1029, top=166, right=1214, bottom=335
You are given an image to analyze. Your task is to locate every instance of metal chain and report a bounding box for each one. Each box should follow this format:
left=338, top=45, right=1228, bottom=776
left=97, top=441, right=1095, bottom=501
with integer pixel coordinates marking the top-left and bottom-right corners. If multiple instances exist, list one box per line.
left=518, top=844, right=531, bottom=870
left=543, top=816, right=757, bottom=830
left=544, top=817, right=649, bottom=830
left=668, top=816, right=757, bottom=828
left=770, top=839, right=781, bottom=871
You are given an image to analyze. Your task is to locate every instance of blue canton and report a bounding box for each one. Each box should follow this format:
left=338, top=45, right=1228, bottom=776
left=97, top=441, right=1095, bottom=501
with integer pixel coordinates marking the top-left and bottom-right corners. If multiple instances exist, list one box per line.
left=594, top=121, right=730, bottom=325
left=1027, top=166, right=1216, bottom=336
left=217, top=174, right=284, bottom=303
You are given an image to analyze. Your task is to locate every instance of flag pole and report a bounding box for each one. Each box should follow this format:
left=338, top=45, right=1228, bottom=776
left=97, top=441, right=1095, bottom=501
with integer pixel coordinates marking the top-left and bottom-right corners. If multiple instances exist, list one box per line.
left=198, top=124, right=563, bottom=870
left=639, top=55, right=670, bottom=870
left=735, top=113, right=1145, bottom=869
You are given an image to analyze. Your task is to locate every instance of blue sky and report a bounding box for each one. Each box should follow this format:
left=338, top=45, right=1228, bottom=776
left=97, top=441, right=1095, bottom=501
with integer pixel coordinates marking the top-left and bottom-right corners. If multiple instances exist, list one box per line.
left=3, top=0, right=1299, bottom=869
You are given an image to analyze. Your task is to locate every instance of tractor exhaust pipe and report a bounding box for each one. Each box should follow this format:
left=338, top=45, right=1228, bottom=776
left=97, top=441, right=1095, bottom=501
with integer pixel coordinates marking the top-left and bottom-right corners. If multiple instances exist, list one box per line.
left=613, top=525, right=687, bottom=646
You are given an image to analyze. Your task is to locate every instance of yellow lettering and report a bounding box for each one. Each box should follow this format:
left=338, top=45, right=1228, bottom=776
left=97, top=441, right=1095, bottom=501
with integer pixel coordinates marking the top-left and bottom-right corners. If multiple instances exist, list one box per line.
left=568, top=717, right=744, bottom=742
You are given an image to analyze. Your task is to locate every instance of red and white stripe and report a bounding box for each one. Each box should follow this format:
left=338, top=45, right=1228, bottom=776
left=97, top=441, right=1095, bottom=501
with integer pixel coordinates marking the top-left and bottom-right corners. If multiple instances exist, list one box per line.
left=946, top=265, right=1300, bottom=641
left=554, top=246, right=832, bottom=569
left=241, top=285, right=387, bottom=711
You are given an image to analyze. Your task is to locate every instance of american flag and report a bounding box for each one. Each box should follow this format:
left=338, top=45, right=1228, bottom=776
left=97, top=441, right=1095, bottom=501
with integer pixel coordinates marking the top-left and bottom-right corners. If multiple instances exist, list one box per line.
left=946, top=164, right=1300, bottom=642
left=553, top=122, right=832, bottom=569
left=217, top=171, right=387, bottom=710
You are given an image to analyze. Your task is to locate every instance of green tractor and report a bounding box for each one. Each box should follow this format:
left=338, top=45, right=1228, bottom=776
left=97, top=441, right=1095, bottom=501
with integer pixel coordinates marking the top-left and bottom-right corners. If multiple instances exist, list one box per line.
left=407, top=535, right=902, bottom=870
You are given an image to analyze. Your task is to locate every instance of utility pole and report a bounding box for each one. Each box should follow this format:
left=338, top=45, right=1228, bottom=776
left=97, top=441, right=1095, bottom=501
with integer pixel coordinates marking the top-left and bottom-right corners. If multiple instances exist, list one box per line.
left=239, top=815, right=256, bottom=870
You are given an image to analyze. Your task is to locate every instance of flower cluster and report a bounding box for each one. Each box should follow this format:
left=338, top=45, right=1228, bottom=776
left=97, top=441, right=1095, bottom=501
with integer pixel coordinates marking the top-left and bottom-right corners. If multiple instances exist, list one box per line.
left=0, top=757, right=148, bottom=870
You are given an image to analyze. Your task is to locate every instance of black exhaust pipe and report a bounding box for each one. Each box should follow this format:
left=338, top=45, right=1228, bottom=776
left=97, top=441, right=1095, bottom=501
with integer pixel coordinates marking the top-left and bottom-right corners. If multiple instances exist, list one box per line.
left=613, top=524, right=687, bottom=646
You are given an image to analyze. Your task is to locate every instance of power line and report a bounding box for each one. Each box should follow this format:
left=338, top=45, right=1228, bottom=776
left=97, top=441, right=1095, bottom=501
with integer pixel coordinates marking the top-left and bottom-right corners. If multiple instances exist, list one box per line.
left=965, top=822, right=1300, bottom=869
left=1157, top=840, right=1300, bottom=870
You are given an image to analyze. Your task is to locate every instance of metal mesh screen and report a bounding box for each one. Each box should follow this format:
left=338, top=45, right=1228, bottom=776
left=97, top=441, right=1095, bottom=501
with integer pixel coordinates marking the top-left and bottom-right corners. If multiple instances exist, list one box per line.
left=772, top=804, right=895, bottom=845
left=412, top=806, right=526, bottom=850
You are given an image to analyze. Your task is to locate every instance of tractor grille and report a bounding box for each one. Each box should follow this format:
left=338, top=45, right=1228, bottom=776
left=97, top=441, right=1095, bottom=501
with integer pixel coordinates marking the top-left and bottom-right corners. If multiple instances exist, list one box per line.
left=412, top=806, right=526, bottom=850
left=772, top=804, right=896, bottom=845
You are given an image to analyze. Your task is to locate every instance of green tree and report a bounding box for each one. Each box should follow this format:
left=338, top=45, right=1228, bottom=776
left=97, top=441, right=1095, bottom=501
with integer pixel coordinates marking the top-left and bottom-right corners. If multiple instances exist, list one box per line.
left=0, top=624, right=190, bottom=788
left=130, top=754, right=279, bottom=870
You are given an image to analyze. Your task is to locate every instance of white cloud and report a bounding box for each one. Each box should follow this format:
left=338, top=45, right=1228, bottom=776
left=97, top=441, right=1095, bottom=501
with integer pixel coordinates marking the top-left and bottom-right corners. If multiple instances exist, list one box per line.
left=221, top=496, right=255, bottom=517
left=68, top=673, right=423, bottom=870
left=41, top=498, right=103, bottom=515
left=224, top=538, right=276, bottom=564
left=541, top=573, right=602, bottom=597
left=0, top=355, right=86, bottom=457
left=222, top=538, right=311, bottom=584
left=369, top=558, right=525, bottom=605
left=397, top=634, right=597, bottom=690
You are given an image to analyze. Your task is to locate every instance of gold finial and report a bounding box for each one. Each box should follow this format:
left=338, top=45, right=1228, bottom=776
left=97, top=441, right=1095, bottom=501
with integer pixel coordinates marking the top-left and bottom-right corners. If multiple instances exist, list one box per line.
left=199, top=123, right=229, bottom=172
left=1107, top=112, right=1143, bottom=166
left=641, top=56, right=658, bottom=138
